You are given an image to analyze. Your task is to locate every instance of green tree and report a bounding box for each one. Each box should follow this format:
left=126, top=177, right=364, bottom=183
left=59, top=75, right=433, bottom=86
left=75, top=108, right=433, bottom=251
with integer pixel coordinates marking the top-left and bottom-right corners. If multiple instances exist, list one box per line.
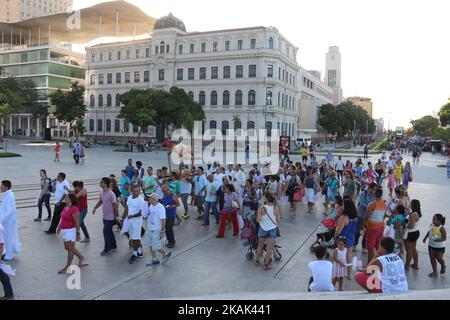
left=49, top=81, right=86, bottom=137
left=0, top=77, right=26, bottom=133
left=318, top=103, right=338, bottom=142
left=434, top=127, right=450, bottom=143
left=20, top=79, right=48, bottom=117
left=438, top=103, right=450, bottom=127
left=410, top=115, right=440, bottom=137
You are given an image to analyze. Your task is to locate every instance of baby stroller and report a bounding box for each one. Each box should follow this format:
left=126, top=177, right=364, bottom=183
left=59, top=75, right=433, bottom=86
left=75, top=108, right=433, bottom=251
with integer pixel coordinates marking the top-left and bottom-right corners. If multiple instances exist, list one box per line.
left=241, top=215, right=282, bottom=261
left=309, top=218, right=336, bottom=253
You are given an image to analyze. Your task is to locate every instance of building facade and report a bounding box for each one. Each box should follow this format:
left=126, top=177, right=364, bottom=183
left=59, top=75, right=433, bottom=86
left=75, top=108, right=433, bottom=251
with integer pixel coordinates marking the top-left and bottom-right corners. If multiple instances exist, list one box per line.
left=346, top=96, right=373, bottom=117
left=85, top=14, right=300, bottom=141
left=325, top=46, right=343, bottom=105
left=0, top=0, right=73, bottom=22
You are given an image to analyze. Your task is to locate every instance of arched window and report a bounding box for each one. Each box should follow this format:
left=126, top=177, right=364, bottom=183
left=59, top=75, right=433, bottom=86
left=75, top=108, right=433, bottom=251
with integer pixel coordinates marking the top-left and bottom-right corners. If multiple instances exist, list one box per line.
left=247, top=121, right=255, bottom=129
left=199, top=91, right=205, bottom=106
left=106, top=119, right=111, bottom=132
left=222, top=120, right=229, bottom=135
left=98, top=94, right=103, bottom=107
left=115, top=94, right=121, bottom=107
left=248, top=90, right=256, bottom=105
left=268, top=37, right=273, bottom=49
left=211, top=91, right=217, bottom=105
left=160, top=41, right=165, bottom=54
left=223, top=90, right=230, bottom=106
left=114, top=119, right=120, bottom=132
left=266, top=91, right=273, bottom=105
left=210, top=120, right=217, bottom=129
left=97, top=119, right=103, bottom=132
left=107, top=94, right=112, bottom=107
left=188, top=91, right=194, bottom=101
left=89, top=119, right=94, bottom=132
left=235, top=90, right=242, bottom=105
left=90, top=95, right=95, bottom=107
left=266, top=121, right=272, bottom=136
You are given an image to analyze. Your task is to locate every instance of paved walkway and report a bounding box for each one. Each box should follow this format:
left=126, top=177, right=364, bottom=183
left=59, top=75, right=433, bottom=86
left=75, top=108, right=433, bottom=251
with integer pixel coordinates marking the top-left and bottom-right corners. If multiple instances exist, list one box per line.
left=0, top=141, right=449, bottom=299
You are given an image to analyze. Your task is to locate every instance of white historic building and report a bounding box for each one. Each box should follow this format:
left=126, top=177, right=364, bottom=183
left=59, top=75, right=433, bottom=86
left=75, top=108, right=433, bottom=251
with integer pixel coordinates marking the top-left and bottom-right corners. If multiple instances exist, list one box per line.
left=84, top=13, right=301, bottom=141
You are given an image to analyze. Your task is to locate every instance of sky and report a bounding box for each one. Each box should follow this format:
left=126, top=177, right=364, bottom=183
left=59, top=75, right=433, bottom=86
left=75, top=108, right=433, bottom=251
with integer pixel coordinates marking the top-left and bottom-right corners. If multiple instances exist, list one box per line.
left=74, top=0, right=450, bottom=129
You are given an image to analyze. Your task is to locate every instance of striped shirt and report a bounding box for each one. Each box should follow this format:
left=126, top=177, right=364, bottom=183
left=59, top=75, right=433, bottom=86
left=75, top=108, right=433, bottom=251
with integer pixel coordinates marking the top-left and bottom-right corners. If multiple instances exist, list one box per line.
left=368, top=199, right=387, bottom=228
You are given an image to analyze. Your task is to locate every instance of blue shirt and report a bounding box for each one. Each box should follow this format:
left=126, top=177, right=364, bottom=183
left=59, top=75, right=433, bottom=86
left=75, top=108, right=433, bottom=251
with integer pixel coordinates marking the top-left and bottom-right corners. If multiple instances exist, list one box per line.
left=125, top=165, right=135, bottom=180
left=120, top=177, right=131, bottom=199
left=194, top=174, right=208, bottom=196
left=162, top=193, right=177, bottom=218
left=357, top=190, right=374, bottom=218
left=205, top=181, right=219, bottom=202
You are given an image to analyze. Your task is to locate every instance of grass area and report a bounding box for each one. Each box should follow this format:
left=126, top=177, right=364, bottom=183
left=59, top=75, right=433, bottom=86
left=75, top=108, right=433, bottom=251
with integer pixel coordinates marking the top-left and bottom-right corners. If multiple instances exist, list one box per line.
left=336, top=144, right=352, bottom=149
left=370, top=139, right=389, bottom=151
left=0, top=152, right=22, bottom=158
left=437, top=164, right=447, bottom=168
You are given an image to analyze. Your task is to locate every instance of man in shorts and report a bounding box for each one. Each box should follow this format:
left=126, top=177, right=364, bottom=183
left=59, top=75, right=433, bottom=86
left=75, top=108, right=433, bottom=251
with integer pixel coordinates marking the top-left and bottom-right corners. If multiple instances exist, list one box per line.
left=143, top=193, right=171, bottom=266
left=364, top=187, right=388, bottom=264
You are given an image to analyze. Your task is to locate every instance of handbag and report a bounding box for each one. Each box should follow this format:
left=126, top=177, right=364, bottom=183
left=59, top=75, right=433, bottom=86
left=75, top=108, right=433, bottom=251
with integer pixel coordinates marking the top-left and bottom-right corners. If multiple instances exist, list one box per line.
left=293, top=188, right=303, bottom=202
left=237, top=214, right=245, bottom=230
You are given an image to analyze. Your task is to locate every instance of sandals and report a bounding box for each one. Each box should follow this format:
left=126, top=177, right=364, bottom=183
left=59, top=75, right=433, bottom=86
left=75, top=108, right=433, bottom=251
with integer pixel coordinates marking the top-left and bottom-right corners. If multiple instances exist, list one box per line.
left=428, top=272, right=438, bottom=278
left=255, top=260, right=260, bottom=266
left=264, top=263, right=271, bottom=270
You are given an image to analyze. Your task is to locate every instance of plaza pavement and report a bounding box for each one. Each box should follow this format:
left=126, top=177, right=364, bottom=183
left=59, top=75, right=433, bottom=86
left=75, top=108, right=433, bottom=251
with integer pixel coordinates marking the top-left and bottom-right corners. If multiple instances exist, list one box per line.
left=0, top=140, right=449, bottom=299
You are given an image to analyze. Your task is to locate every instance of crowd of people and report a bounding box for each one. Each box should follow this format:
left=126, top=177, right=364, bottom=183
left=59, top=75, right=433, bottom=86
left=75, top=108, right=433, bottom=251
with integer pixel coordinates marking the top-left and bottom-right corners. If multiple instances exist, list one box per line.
left=0, top=141, right=447, bottom=299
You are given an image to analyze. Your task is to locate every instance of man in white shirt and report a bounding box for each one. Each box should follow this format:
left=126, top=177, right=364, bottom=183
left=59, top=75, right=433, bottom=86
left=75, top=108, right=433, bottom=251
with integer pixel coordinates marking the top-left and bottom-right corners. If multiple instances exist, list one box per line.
left=46, top=173, right=70, bottom=234
left=122, top=185, right=146, bottom=264
left=0, top=222, right=14, bottom=299
left=231, top=164, right=246, bottom=196
left=214, top=167, right=226, bottom=185
left=143, top=193, right=171, bottom=266
left=193, top=167, right=208, bottom=219
left=387, top=156, right=396, bottom=171
left=0, top=181, right=20, bottom=261
left=308, top=246, right=334, bottom=292
left=335, top=156, right=345, bottom=182
left=179, top=169, right=192, bottom=220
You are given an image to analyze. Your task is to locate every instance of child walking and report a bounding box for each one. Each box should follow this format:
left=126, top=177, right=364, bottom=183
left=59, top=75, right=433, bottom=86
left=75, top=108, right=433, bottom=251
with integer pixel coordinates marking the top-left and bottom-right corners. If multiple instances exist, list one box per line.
left=391, top=205, right=407, bottom=255
left=332, top=237, right=348, bottom=291
left=423, top=214, right=446, bottom=277
left=54, top=142, right=61, bottom=162
left=387, top=169, right=395, bottom=197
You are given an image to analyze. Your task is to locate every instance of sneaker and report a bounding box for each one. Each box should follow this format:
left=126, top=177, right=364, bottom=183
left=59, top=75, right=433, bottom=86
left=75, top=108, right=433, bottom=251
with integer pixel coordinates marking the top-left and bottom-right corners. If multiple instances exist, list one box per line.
left=44, top=230, right=55, bottom=234
left=162, top=251, right=172, bottom=264
left=34, top=218, right=42, bottom=222
left=110, top=248, right=117, bottom=252
left=129, top=254, right=139, bottom=264
left=166, top=243, right=175, bottom=249
left=137, top=252, right=144, bottom=259
left=0, top=295, right=15, bottom=300
left=80, top=238, right=90, bottom=243
left=182, top=212, right=190, bottom=219
left=146, top=259, right=160, bottom=267
left=100, top=250, right=111, bottom=256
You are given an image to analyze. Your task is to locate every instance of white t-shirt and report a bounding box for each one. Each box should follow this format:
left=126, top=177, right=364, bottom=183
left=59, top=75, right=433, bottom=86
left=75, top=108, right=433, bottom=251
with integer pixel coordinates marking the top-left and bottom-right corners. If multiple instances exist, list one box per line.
left=55, top=179, right=70, bottom=203
left=180, top=178, right=192, bottom=194
left=126, top=195, right=146, bottom=223
left=215, top=173, right=225, bottom=185
left=308, top=260, right=335, bottom=292
left=379, top=253, right=408, bottom=293
left=143, top=202, right=166, bottom=231
left=335, top=160, right=344, bottom=171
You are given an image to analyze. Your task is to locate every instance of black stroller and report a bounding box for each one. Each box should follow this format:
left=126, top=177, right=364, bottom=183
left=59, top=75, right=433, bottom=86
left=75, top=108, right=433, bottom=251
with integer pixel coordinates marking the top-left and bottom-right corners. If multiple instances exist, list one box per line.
left=309, top=219, right=336, bottom=253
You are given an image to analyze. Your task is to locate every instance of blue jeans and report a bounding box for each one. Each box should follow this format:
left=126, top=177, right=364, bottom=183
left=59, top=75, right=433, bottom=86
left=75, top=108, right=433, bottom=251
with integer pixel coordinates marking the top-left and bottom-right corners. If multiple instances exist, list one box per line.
left=79, top=209, right=90, bottom=239
left=37, top=193, right=51, bottom=219
left=204, top=201, right=218, bottom=224
left=103, top=219, right=117, bottom=251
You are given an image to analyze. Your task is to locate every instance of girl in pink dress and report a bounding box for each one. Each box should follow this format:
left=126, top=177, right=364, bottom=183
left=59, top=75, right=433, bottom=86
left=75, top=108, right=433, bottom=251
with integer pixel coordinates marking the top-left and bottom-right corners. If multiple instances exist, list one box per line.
left=332, top=237, right=348, bottom=291
left=387, top=169, right=396, bottom=197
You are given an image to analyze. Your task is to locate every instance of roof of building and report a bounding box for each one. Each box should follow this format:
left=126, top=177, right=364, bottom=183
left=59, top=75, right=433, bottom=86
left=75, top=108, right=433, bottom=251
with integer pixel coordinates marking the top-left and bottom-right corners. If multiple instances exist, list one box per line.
left=154, top=13, right=186, bottom=32
left=0, top=1, right=156, bottom=44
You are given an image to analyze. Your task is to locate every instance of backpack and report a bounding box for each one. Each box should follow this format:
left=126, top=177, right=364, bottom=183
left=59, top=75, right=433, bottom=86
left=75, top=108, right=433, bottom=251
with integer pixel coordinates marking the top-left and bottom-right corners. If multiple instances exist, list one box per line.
left=46, top=178, right=53, bottom=193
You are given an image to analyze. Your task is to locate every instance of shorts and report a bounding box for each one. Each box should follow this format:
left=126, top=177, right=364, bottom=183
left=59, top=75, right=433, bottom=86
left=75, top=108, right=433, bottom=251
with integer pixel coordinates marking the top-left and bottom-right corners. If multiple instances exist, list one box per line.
left=429, top=246, right=445, bottom=254
left=365, top=226, right=385, bottom=251
left=128, top=218, right=143, bottom=240
left=258, top=227, right=277, bottom=239
left=61, top=228, right=76, bottom=242
left=194, top=195, right=205, bottom=207
left=146, top=230, right=162, bottom=250
left=181, top=193, right=190, bottom=205
left=406, top=230, right=420, bottom=242
left=302, top=156, right=308, bottom=161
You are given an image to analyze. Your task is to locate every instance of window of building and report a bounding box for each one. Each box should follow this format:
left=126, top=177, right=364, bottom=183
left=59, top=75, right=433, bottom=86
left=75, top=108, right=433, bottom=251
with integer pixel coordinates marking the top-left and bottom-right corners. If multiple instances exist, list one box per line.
left=98, top=74, right=104, bottom=85
left=135, top=49, right=140, bottom=58
left=177, top=68, right=183, bottom=81
left=225, top=41, right=230, bottom=51
left=223, top=66, right=230, bottom=79
left=114, top=119, right=120, bottom=132
left=201, top=43, right=206, bottom=53
left=90, top=74, right=95, bottom=85
left=267, top=64, right=273, bottom=77
left=277, top=92, right=280, bottom=106
left=278, top=67, right=281, bottom=79
left=107, top=73, right=112, bottom=84
left=155, top=46, right=159, bottom=54
left=210, top=120, right=217, bottom=129
left=178, top=45, right=183, bottom=54
left=99, top=53, right=104, bottom=61
left=213, top=42, right=218, bottom=52
left=268, top=37, right=273, bottom=49
left=237, top=40, right=243, bottom=50
left=223, top=91, right=230, bottom=105
left=91, top=53, right=95, bottom=62
left=106, top=119, right=111, bottom=132
left=116, top=72, right=121, bottom=84
left=190, top=44, right=194, bottom=53
left=266, top=121, right=272, bottom=136
left=222, top=121, right=229, bottom=135
left=133, top=125, right=138, bottom=133
left=267, top=91, right=272, bottom=105
left=97, top=119, right=103, bottom=132
left=248, top=90, right=256, bottom=105
left=199, top=67, right=206, bottom=80
left=89, top=119, right=94, bottom=131
left=188, top=68, right=195, bottom=80
left=250, top=38, right=256, bottom=49
left=236, top=65, right=243, bottom=78
left=199, top=91, right=205, bottom=105
left=159, top=69, right=165, bottom=80
left=159, top=42, right=165, bottom=54
left=235, top=90, right=242, bottom=105
left=247, top=121, right=255, bottom=129
left=142, top=126, right=148, bottom=134
left=211, top=67, right=218, bottom=79
left=249, top=65, right=256, bottom=77
left=125, top=72, right=131, bottom=83
left=166, top=45, right=169, bottom=53
left=107, top=94, right=112, bottom=107
left=145, top=48, right=150, bottom=57
left=90, top=95, right=95, bottom=107
left=108, top=52, right=112, bottom=61
left=188, top=91, right=194, bottom=100
left=115, top=94, right=121, bottom=107
left=144, top=71, right=150, bottom=82
left=126, top=50, right=130, bottom=59
left=211, top=91, right=218, bottom=105
left=124, top=121, right=129, bottom=132
left=98, top=94, right=103, bottom=107
left=134, top=71, right=140, bottom=83
left=117, top=51, right=121, bottom=60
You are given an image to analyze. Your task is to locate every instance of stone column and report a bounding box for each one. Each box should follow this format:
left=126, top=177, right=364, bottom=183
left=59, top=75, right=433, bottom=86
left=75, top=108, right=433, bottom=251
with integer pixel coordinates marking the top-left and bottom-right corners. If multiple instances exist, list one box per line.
left=46, top=116, right=50, bottom=128
left=18, top=116, right=22, bottom=130
left=9, top=117, right=13, bottom=135
left=27, top=116, right=31, bottom=137
left=36, top=117, right=40, bottom=138
left=0, top=117, right=3, bottom=136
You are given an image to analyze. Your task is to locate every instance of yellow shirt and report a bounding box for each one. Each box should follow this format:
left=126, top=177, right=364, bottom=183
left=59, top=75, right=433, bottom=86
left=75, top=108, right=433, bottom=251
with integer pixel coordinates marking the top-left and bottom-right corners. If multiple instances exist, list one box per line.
left=394, top=164, right=403, bottom=180
left=301, top=148, right=308, bottom=156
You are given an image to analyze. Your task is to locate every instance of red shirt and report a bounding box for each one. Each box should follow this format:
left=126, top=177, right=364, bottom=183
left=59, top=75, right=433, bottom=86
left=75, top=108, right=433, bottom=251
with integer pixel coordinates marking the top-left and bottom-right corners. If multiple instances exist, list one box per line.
left=60, top=206, right=79, bottom=229
left=55, top=145, right=61, bottom=152
left=77, top=193, right=88, bottom=211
